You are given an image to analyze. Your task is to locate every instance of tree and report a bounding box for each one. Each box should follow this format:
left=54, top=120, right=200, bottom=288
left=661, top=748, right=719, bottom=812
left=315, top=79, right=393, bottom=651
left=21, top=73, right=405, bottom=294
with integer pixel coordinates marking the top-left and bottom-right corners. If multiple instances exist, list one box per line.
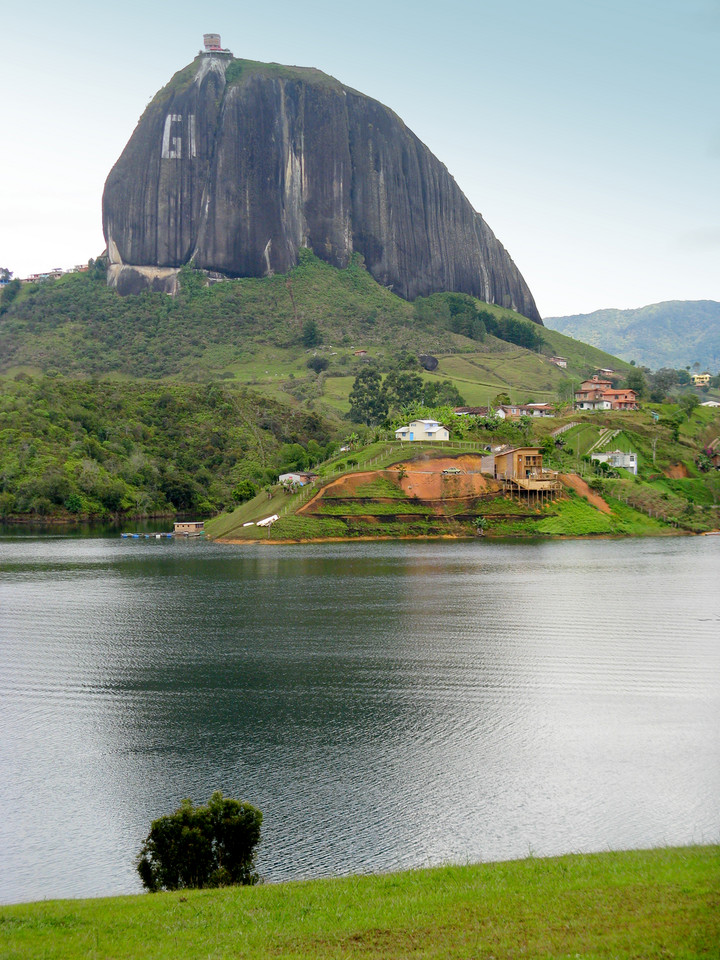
left=0, top=267, right=12, bottom=283
left=469, top=316, right=487, bottom=341
left=278, top=442, right=309, bottom=471
left=137, top=791, right=262, bottom=892
left=0, top=276, right=21, bottom=311
left=625, top=369, right=647, bottom=399
left=348, top=368, right=387, bottom=425
left=557, top=378, right=579, bottom=403
left=301, top=319, right=321, bottom=347
left=177, top=261, right=207, bottom=298
left=232, top=479, right=258, bottom=503
left=679, top=393, right=699, bottom=419
left=382, top=370, right=424, bottom=409
left=423, top=379, right=465, bottom=407
left=648, top=368, right=678, bottom=403
left=306, top=355, right=329, bottom=373
left=539, top=436, right=555, bottom=460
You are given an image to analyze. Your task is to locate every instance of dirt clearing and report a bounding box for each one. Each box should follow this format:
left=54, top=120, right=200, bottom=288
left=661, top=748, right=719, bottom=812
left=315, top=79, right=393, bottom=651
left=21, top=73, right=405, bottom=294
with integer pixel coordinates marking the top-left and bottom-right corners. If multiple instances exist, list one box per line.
left=559, top=473, right=612, bottom=514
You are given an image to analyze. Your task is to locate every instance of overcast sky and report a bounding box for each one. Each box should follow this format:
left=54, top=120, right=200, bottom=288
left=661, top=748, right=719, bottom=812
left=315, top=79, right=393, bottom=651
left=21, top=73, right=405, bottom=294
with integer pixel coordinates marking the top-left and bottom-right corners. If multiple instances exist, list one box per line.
left=1, top=0, right=718, bottom=316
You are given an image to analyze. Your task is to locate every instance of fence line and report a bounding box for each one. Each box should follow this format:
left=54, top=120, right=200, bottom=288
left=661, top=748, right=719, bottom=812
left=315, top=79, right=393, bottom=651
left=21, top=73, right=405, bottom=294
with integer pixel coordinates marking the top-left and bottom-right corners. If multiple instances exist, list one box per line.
left=551, top=421, right=579, bottom=437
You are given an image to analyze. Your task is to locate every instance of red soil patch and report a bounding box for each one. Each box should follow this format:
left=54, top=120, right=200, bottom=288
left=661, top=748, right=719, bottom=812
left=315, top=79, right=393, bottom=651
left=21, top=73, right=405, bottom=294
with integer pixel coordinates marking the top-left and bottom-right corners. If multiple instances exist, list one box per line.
left=559, top=473, right=612, bottom=514
left=664, top=463, right=690, bottom=479
left=299, top=470, right=379, bottom=514
left=324, top=471, right=381, bottom=496
left=397, top=455, right=492, bottom=501
left=301, top=456, right=497, bottom=514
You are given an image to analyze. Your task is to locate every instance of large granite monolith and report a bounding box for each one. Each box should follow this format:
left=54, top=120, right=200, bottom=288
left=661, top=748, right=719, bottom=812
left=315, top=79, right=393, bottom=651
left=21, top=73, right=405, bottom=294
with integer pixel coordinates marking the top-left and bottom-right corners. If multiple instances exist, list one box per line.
left=103, top=53, right=541, bottom=322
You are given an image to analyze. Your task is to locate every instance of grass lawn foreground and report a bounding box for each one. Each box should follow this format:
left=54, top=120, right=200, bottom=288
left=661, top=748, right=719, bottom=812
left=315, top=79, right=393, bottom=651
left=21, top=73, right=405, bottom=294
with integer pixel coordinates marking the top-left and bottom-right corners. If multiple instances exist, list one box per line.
left=1, top=845, right=717, bottom=959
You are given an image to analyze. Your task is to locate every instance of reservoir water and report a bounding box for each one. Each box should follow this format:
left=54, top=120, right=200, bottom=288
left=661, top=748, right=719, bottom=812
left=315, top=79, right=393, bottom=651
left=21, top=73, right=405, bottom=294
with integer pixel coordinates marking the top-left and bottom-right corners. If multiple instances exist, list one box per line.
left=1, top=534, right=719, bottom=904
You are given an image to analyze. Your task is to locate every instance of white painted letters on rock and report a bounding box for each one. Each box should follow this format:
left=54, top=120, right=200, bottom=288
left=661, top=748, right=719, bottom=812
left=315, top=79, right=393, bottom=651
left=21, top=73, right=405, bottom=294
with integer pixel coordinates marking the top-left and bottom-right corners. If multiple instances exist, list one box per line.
left=161, top=114, right=197, bottom=159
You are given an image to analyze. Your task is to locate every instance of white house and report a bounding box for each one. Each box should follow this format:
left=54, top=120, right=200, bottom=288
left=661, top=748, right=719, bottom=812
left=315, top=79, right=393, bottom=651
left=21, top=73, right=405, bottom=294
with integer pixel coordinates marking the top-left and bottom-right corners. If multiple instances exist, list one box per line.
left=591, top=449, right=638, bottom=475
left=525, top=403, right=556, bottom=417
left=395, top=419, right=450, bottom=442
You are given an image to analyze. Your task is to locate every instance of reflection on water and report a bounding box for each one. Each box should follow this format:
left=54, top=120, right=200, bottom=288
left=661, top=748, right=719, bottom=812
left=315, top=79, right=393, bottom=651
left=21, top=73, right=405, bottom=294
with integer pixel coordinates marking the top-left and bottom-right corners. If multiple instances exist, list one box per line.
left=1, top=535, right=719, bottom=903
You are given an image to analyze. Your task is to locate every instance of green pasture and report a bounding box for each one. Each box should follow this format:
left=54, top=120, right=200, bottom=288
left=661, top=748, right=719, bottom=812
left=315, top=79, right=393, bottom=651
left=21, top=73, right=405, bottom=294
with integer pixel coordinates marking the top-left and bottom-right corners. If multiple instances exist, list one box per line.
left=1, top=846, right=716, bottom=960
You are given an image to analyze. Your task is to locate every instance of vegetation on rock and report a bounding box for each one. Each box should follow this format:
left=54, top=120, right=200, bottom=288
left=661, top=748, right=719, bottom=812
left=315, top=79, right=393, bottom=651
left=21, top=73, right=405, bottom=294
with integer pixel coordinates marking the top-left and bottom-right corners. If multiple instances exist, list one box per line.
left=2, top=256, right=718, bottom=533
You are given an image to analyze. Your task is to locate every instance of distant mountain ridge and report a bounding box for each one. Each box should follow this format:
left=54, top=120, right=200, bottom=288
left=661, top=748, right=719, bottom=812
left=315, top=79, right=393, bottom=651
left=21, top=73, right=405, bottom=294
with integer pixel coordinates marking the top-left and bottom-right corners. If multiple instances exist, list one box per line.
left=543, top=300, right=720, bottom=371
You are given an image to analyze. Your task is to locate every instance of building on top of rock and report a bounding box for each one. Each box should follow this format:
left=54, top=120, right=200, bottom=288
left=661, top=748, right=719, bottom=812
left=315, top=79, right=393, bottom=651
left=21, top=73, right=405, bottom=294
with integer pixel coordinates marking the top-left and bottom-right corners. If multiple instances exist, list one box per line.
left=201, top=33, right=232, bottom=55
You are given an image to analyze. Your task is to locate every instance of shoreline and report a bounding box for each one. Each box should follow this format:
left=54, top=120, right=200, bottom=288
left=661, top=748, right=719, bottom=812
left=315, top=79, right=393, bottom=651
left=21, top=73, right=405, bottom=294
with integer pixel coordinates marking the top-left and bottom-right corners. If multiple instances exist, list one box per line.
left=0, top=841, right=712, bottom=909
left=0, top=513, right=176, bottom=526
left=214, top=528, right=692, bottom=545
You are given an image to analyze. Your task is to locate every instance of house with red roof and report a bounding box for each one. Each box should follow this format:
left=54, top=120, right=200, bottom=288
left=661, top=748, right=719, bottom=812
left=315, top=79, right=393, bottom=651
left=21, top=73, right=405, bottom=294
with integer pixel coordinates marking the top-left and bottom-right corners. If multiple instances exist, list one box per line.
left=575, top=377, right=638, bottom=411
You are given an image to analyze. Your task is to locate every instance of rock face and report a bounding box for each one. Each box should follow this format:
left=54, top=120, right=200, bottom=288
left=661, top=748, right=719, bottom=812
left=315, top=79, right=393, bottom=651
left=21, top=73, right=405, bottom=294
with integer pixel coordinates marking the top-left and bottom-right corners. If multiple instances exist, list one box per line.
left=103, top=55, right=541, bottom=323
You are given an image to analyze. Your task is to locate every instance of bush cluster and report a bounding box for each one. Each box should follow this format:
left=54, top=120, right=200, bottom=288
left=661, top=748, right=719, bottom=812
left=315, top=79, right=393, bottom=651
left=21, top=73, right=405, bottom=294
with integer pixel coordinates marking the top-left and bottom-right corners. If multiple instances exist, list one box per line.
left=137, top=792, right=262, bottom=892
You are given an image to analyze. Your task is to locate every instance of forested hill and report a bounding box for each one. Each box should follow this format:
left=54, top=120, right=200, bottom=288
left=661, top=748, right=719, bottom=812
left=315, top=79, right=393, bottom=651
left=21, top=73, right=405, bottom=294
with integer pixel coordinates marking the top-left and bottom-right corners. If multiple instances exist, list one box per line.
left=0, top=376, right=332, bottom=520
left=0, top=253, right=547, bottom=382
left=544, top=300, right=720, bottom=371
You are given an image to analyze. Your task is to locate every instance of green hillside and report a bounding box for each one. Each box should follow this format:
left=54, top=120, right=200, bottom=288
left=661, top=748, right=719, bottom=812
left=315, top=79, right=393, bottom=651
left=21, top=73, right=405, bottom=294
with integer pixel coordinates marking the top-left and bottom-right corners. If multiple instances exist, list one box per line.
left=544, top=299, right=720, bottom=371
left=1, top=253, right=630, bottom=421
left=208, top=401, right=720, bottom=541
left=1, top=845, right=717, bottom=960
left=6, top=256, right=718, bottom=533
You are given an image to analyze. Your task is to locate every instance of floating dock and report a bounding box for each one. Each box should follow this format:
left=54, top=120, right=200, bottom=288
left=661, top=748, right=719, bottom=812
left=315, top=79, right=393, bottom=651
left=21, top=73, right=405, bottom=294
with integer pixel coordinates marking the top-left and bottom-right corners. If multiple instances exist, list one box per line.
left=120, top=533, right=174, bottom=539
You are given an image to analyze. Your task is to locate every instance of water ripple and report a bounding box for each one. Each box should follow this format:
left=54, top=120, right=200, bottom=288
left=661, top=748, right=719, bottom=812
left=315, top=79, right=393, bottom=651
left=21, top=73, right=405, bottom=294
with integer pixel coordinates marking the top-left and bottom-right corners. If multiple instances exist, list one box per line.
left=1, top=535, right=719, bottom=902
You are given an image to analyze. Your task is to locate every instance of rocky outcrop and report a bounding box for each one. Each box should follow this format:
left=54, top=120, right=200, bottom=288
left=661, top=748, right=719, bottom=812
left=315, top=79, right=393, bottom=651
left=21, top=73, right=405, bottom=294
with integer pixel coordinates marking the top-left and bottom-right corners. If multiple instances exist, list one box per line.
left=103, top=55, right=541, bottom=323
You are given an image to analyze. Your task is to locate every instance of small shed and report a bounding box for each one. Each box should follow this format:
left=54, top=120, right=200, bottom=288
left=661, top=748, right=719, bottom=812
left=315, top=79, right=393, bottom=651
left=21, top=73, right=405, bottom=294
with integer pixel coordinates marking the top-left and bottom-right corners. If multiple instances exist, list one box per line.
left=455, top=406, right=490, bottom=417
left=525, top=403, right=556, bottom=417
left=174, top=521, right=204, bottom=536
left=279, top=472, right=317, bottom=486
